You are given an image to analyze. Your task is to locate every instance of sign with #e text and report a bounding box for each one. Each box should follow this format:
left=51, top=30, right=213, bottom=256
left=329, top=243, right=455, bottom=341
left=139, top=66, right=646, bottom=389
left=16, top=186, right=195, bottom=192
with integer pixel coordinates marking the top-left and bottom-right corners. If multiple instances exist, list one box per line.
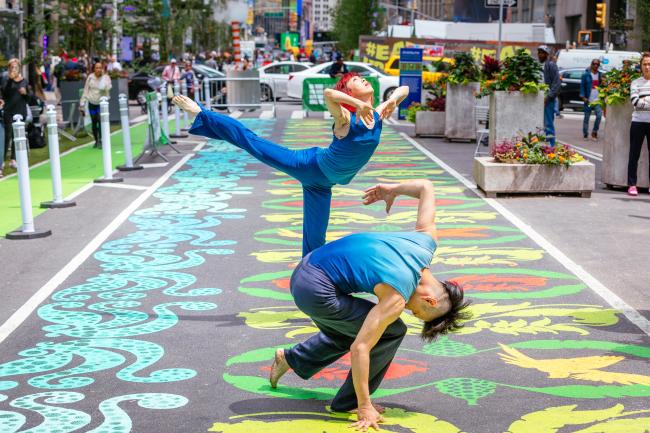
left=398, top=47, right=423, bottom=120
left=485, top=0, right=517, bottom=7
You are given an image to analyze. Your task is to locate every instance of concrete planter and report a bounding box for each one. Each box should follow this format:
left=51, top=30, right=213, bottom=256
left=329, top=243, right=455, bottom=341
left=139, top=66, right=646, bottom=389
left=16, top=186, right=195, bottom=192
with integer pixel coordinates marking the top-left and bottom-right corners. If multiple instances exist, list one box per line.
left=445, top=82, right=480, bottom=141
left=59, top=80, right=85, bottom=125
left=473, top=156, right=595, bottom=198
left=415, top=111, right=445, bottom=137
left=489, top=91, right=544, bottom=147
left=602, top=103, right=649, bottom=188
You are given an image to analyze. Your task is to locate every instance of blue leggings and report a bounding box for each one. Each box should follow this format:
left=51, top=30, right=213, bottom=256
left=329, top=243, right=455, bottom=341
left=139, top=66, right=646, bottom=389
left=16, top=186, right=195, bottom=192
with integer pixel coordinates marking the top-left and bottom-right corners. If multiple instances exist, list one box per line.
left=189, top=108, right=334, bottom=256
left=285, top=256, right=407, bottom=411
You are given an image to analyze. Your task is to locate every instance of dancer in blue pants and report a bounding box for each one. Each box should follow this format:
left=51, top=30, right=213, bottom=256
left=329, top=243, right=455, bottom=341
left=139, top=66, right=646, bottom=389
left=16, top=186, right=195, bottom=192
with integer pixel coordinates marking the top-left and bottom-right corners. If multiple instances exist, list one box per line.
left=173, top=75, right=409, bottom=256
left=269, top=180, right=471, bottom=430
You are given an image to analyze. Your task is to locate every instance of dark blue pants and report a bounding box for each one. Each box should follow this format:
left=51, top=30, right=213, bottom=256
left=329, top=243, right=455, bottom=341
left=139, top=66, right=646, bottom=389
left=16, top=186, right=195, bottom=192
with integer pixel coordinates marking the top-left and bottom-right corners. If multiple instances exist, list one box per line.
left=284, top=256, right=408, bottom=411
left=544, top=98, right=557, bottom=146
left=189, top=108, right=334, bottom=256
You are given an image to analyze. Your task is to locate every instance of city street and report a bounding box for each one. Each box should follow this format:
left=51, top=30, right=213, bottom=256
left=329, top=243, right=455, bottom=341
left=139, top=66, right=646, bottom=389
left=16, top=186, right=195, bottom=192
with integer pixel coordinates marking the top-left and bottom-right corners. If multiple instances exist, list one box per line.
left=0, top=101, right=649, bottom=432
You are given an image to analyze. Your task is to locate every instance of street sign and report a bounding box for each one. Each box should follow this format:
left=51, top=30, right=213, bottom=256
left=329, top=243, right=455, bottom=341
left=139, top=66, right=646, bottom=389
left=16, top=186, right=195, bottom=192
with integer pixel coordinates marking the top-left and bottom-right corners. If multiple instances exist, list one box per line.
left=485, top=0, right=517, bottom=7
left=398, top=48, right=423, bottom=120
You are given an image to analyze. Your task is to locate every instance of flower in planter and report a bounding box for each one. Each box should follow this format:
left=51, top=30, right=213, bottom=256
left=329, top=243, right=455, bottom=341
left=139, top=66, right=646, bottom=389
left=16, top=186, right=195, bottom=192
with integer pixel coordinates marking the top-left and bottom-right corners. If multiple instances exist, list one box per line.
left=478, top=49, right=548, bottom=98
left=407, top=79, right=447, bottom=122
left=62, top=69, right=83, bottom=81
left=447, top=52, right=481, bottom=86
left=492, top=130, right=583, bottom=166
left=596, top=62, right=640, bottom=107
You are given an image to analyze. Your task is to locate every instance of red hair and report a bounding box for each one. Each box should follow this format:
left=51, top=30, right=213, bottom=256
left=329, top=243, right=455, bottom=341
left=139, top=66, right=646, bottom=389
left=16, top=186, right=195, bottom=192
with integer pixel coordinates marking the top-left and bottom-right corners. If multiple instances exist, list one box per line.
left=334, top=72, right=374, bottom=113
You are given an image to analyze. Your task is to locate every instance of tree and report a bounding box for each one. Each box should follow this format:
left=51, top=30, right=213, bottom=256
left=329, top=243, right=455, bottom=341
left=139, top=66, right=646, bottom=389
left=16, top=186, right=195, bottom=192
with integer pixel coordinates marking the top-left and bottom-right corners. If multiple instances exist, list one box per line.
left=332, top=0, right=376, bottom=53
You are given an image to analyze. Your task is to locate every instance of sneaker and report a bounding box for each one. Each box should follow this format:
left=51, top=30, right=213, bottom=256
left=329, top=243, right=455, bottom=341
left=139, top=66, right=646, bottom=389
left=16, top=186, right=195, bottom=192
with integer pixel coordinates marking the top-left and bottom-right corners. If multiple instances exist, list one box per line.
left=583, top=133, right=588, bottom=139
left=628, top=186, right=639, bottom=196
left=9, top=160, right=17, bottom=169
left=591, top=131, right=598, bottom=140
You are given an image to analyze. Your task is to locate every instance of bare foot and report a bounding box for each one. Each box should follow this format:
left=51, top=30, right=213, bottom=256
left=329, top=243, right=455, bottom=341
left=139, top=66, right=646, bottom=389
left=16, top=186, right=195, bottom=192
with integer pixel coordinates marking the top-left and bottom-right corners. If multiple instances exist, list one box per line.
left=348, top=403, right=385, bottom=414
left=172, top=94, right=201, bottom=115
left=269, top=348, right=289, bottom=388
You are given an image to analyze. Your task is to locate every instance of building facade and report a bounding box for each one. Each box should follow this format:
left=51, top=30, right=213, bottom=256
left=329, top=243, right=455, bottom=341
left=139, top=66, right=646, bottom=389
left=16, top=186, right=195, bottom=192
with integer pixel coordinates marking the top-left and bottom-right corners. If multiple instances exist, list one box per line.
left=311, top=0, right=336, bottom=31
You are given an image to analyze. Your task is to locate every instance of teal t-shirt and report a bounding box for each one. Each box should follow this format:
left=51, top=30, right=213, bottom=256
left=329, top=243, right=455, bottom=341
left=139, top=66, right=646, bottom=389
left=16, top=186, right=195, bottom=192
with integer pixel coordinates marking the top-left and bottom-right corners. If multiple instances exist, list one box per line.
left=308, top=232, right=437, bottom=301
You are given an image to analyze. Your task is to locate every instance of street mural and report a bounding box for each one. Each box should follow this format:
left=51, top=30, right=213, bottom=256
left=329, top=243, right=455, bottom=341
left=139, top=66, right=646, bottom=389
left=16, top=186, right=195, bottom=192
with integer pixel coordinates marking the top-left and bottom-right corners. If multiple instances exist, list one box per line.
left=227, top=117, right=650, bottom=432
left=0, top=115, right=649, bottom=432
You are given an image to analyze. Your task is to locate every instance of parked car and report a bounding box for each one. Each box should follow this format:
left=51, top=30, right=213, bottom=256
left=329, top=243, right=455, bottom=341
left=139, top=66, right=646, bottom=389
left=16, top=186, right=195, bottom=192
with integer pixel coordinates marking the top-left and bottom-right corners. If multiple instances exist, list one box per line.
left=558, top=67, right=603, bottom=111
left=383, top=55, right=454, bottom=83
left=286, top=61, right=399, bottom=102
left=258, top=61, right=313, bottom=101
left=556, top=49, right=640, bottom=71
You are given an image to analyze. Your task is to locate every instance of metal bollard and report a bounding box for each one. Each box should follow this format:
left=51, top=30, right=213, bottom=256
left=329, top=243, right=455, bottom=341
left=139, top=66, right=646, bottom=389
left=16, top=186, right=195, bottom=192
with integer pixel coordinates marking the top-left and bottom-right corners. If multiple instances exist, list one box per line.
left=94, top=97, right=123, bottom=183
left=203, top=78, right=211, bottom=109
left=41, top=105, right=76, bottom=209
left=116, top=94, right=143, bottom=171
left=193, top=77, right=201, bottom=105
left=170, top=81, right=188, bottom=138
left=180, top=80, right=190, bottom=130
left=6, top=115, right=52, bottom=239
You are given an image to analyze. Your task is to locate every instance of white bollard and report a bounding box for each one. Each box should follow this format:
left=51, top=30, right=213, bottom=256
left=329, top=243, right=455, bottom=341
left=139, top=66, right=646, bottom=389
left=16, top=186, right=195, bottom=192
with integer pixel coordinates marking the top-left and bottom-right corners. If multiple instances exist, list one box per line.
left=94, top=97, right=123, bottom=183
left=117, top=94, right=143, bottom=171
left=170, top=81, right=188, bottom=138
left=203, top=78, right=211, bottom=109
left=180, top=79, right=190, bottom=130
left=160, top=83, right=174, bottom=143
left=41, top=105, right=76, bottom=209
left=6, top=115, right=52, bottom=239
left=193, top=77, right=201, bottom=105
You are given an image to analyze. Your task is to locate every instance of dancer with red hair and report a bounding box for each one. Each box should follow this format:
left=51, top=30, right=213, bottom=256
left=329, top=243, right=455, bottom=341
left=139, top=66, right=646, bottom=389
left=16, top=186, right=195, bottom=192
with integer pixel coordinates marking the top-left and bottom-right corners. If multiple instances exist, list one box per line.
left=173, top=73, right=408, bottom=255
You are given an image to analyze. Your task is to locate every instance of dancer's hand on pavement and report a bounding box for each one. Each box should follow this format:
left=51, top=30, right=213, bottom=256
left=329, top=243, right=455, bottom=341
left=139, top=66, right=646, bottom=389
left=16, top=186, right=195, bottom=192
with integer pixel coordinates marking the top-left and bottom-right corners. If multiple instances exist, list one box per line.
left=355, top=101, right=375, bottom=125
left=363, top=183, right=396, bottom=213
left=378, top=99, right=397, bottom=120
left=350, top=404, right=383, bottom=432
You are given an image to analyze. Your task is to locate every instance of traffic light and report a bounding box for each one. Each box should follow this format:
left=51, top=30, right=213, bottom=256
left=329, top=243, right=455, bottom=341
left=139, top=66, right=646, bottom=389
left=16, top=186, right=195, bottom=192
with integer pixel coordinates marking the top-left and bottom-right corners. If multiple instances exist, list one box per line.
left=595, top=2, right=607, bottom=29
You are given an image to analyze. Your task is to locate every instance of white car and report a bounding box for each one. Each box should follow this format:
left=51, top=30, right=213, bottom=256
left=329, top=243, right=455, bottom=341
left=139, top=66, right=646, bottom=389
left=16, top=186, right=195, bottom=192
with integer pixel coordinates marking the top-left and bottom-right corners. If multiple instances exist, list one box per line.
left=258, top=61, right=313, bottom=101
left=286, top=61, right=400, bottom=102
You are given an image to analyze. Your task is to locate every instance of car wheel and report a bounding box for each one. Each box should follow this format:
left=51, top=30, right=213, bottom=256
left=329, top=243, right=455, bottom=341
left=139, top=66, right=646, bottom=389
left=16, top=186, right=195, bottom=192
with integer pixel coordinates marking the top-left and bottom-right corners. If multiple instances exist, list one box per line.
left=384, top=87, right=396, bottom=101
left=261, top=84, right=274, bottom=102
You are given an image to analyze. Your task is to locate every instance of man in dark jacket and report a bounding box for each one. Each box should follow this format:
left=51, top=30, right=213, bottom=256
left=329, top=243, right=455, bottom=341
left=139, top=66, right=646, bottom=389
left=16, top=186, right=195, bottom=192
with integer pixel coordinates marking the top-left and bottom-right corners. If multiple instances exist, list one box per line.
left=580, top=58, right=603, bottom=140
left=538, top=46, right=561, bottom=146
left=329, top=53, right=349, bottom=78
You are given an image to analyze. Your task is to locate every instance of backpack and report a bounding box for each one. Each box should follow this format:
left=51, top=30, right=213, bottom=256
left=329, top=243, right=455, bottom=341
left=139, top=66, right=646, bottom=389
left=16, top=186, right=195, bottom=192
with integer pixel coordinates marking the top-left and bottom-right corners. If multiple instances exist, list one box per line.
left=27, top=124, right=46, bottom=149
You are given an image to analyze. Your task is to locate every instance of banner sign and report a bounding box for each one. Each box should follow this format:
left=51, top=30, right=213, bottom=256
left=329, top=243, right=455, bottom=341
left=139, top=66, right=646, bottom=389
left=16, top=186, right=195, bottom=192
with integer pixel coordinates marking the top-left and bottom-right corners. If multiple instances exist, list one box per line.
left=398, top=48, right=423, bottom=120
left=302, top=77, right=380, bottom=112
left=146, top=92, right=168, bottom=149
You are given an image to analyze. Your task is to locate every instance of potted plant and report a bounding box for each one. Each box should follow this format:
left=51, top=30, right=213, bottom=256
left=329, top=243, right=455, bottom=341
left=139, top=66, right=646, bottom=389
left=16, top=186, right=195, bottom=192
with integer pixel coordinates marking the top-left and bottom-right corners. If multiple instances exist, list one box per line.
left=59, top=69, right=85, bottom=126
left=473, top=130, right=595, bottom=197
left=445, top=52, right=483, bottom=141
left=408, top=79, right=446, bottom=137
left=598, top=63, right=649, bottom=188
left=478, top=50, right=548, bottom=148
left=108, top=69, right=130, bottom=122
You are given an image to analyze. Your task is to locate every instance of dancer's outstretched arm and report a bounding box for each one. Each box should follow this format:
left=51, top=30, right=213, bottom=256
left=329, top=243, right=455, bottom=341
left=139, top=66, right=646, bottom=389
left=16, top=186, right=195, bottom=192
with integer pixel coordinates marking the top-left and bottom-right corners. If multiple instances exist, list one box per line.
left=363, top=179, right=437, bottom=240
left=323, top=88, right=374, bottom=126
left=172, top=95, right=201, bottom=115
left=375, top=86, right=409, bottom=120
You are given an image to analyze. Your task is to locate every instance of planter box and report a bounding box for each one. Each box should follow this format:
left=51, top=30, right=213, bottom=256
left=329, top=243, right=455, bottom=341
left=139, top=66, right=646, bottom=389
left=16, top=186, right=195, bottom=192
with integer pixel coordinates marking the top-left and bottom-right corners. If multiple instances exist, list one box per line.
left=59, top=80, right=85, bottom=125
left=415, top=111, right=445, bottom=137
left=445, top=82, right=481, bottom=141
left=602, top=103, right=650, bottom=188
left=489, top=91, right=544, bottom=148
left=473, top=156, right=595, bottom=198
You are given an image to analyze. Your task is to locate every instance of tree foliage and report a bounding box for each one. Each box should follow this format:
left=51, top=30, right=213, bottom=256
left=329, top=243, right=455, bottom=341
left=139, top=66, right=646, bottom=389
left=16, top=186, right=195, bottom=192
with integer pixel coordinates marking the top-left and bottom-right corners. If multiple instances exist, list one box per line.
left=332, top=0, right=376, bottom=53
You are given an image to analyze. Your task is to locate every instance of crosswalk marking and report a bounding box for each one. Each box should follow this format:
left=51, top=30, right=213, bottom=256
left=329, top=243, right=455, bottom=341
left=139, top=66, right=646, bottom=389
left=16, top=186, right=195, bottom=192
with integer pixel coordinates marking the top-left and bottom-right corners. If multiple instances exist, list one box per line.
left=290, top=110, right=305, bottom=119
left=259, top=110, right=275, bottom=119
left=229, top=110, right=243, bottom=119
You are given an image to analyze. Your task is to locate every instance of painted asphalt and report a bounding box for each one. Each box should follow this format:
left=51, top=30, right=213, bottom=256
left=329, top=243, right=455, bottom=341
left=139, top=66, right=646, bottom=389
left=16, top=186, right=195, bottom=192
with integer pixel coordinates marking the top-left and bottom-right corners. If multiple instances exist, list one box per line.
left=0, top=110, right=649, bottom=433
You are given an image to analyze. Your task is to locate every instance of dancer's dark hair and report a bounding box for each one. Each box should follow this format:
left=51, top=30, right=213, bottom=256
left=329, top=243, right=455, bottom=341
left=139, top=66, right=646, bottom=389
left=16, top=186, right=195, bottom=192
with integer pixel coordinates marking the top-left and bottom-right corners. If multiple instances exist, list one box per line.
left=421, top=280, right=472, bottom=343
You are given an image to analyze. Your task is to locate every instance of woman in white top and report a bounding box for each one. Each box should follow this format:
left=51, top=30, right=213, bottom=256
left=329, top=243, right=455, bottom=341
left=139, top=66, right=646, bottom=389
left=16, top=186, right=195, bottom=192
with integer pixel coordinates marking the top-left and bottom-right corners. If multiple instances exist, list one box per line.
left=79, top=62, right=112, bottom=148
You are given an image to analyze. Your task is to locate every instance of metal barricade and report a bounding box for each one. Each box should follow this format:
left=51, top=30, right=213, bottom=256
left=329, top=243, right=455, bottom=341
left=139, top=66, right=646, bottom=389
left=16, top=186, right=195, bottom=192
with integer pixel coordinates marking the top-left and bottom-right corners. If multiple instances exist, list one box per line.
left=201, top=74, right=277, bottom=116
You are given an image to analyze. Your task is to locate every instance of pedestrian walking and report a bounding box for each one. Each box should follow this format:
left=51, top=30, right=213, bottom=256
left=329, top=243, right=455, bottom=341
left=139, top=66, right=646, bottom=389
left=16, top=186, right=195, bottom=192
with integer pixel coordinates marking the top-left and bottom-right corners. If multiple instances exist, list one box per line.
left=79, top=62, right=112, bottom=148
left=538, top=46, right=561, bottom=146
left=0, top=58, right=30, bottom=173
left=181, top=61, right=195, bottom=98
left=173, top=74, right=410, bottom=255
left=162, top=59, right=181, bottom=84
left=627, top=52, right=650, bottom=196
left=269, top=180, right=470, bottom=429
left=205, top=52, right=218, bottom=70
left=580, top=59, right=603, bottom=140
left=329, top=53, right=349, bottom=78
left=107, top=55, right=122, bottom=73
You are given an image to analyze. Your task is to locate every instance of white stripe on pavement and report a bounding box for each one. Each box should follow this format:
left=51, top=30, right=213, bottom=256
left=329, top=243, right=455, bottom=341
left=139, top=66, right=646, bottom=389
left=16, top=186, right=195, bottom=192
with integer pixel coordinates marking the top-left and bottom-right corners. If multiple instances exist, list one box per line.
left=229, top=110, right=243, bottom=119
left=93, top=183, right=149, bottom=191
left=259, top=110, right=275, bottom=119
left=0, top=153, right=194, bottom=344
left=290, top=110, right=305, bottom=119
left=140, top=162, right=170, bottom=168
left=401, top=132, right=650, bottom=337
left=560, top=142, right=603, bottom=161
left=323, top=111, right=332, bottom=120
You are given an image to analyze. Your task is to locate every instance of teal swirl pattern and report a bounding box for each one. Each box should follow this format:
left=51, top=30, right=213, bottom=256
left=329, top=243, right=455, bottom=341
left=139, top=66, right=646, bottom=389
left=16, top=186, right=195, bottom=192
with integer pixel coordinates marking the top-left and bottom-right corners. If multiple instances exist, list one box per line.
left=0, top=119, right=274, bottom=431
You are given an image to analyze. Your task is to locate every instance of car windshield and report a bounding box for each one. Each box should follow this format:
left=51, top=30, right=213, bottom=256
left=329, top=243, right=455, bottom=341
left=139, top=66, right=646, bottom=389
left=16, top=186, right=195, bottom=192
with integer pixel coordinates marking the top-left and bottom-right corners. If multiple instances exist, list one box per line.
left=364, top=64, right=387, bottom=75
left=194, top=64, right=224, bottom=77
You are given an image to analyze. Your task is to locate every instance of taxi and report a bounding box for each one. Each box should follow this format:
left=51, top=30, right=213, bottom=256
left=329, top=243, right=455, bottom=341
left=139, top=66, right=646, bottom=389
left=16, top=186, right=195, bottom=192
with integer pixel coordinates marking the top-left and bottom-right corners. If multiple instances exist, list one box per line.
left=383, top=55, right=455, bottom=83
